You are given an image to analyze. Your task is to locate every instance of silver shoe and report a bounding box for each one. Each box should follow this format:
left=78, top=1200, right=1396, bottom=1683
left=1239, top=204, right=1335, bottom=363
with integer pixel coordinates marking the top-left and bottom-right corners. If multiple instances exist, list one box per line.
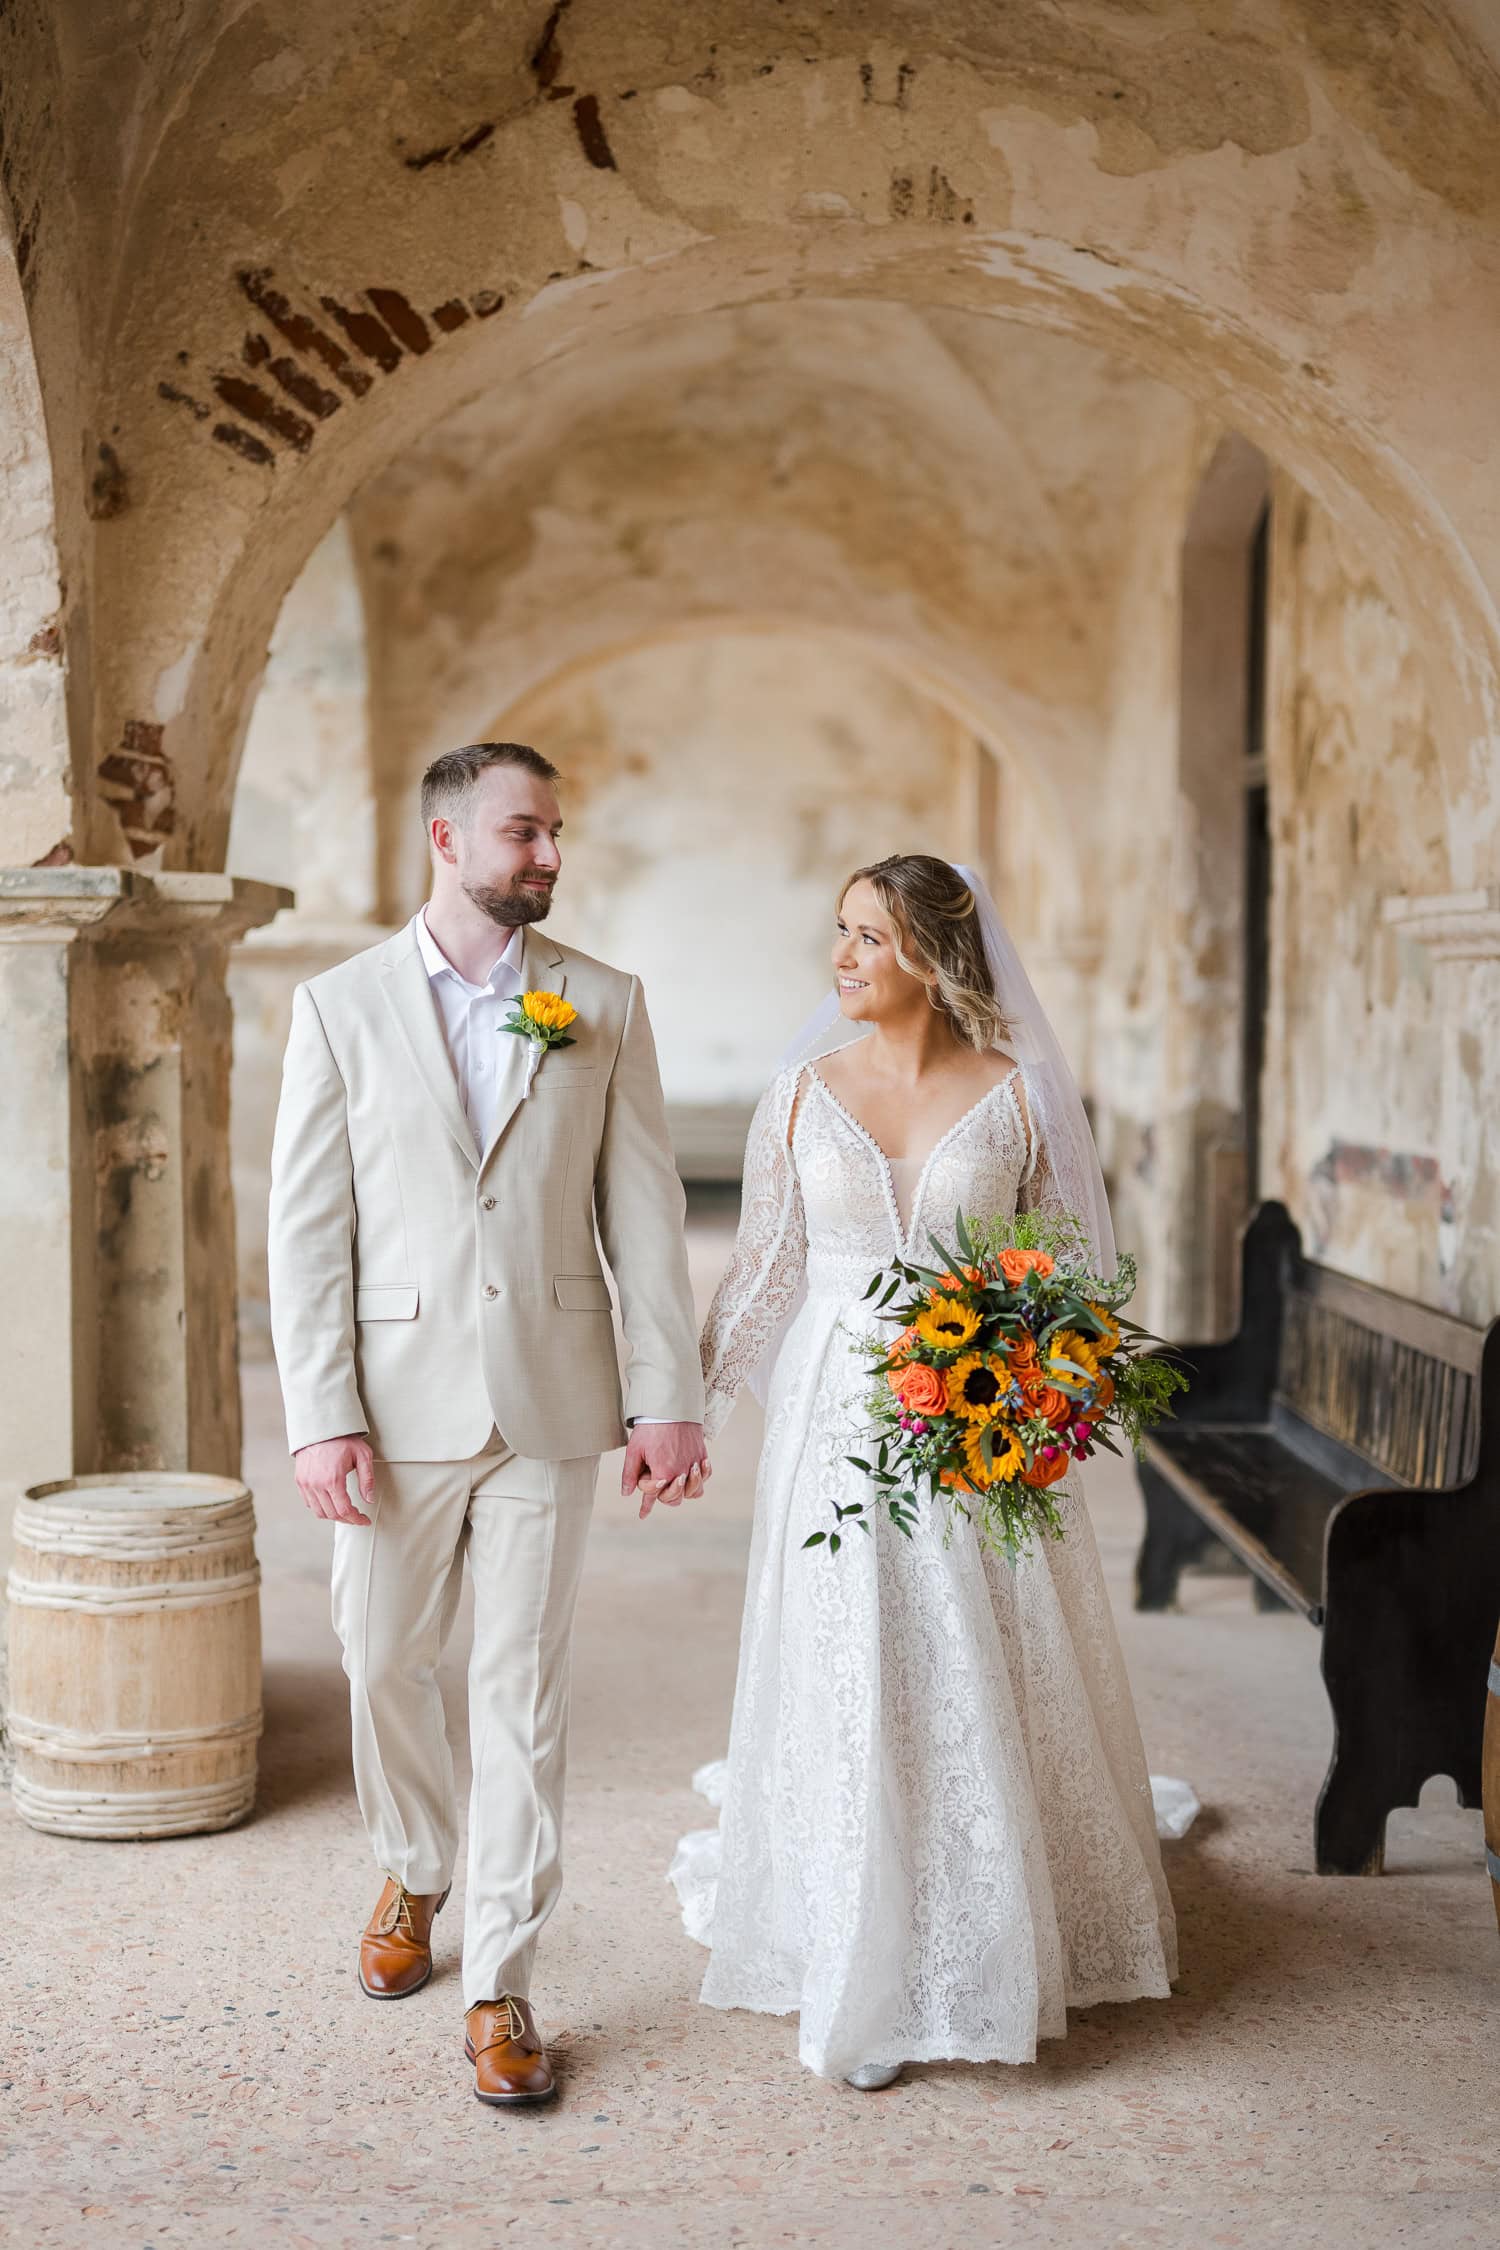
left=844, top=2060, right=904, bottom=2090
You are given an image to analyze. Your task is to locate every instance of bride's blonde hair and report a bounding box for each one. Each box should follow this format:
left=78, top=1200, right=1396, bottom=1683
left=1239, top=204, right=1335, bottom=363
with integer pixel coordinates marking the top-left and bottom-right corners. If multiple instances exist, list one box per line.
left=841, top=855, right=1008, bottom=1052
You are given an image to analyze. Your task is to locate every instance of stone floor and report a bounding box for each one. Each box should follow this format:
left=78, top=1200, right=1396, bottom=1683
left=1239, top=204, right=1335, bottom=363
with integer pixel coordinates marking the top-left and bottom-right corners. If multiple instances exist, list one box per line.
left=3, top=1211, right=1497, bottom=2248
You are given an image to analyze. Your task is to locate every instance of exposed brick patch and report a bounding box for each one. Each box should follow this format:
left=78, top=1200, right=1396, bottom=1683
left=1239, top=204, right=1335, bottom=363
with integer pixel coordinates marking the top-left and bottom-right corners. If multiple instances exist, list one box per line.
left=212, top=421, right=276, bottom=468
left=237, top=269, right=374, bottom=398
left=366, top=288, right=432, bottom=355
left=320, top=294, right=402, bottom=373
left=265, top=355, right=343, bottom=418
left=25, top=620, right=62, bottom=659
left=98, top=722, right=175, bottom=857
left=212, top=374, right=314, bottom=451
left=573, top=94, right=616, bottom=170
left=180, top=265, right=506, bottom=470
left=30, top=838, right=74, bottom=867
left=405, top=120, right=495, bottom=170
left=87, top=441, right=128, bottom=519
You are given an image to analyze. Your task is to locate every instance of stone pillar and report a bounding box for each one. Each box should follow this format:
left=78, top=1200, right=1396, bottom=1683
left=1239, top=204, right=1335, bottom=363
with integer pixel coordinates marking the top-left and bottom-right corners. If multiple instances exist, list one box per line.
left=0, top=868, right=292, bottom=1534
left=1382, top=888, right=1500, bottom=1322
left=229, top=914, right=394, bottom=1350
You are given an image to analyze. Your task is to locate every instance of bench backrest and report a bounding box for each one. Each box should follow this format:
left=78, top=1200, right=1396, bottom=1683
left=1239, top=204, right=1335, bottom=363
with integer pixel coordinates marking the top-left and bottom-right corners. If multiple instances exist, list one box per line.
left=1276, top=1261, right=1485, bottom=1489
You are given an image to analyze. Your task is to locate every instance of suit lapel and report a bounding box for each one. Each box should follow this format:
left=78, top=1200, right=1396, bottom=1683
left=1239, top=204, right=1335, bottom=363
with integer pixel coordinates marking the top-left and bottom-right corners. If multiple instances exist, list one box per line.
left=478, top=929, right=567, bottom=1176
left=380, top=935, right=480, bottom=1172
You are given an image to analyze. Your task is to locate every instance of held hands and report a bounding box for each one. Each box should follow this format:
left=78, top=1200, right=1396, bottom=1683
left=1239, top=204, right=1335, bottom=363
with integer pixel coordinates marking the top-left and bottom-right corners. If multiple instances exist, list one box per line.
left=294, top=1433, right=376, bottom=1526
left=622, top=1422, right=711, bottom=1520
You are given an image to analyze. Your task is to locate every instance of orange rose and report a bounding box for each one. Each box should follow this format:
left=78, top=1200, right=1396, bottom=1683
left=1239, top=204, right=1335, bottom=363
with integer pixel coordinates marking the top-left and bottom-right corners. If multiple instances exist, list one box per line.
left=1081, top=1373, right=1115, bottom=1419
left=884, top=1325, right=917, bottom=1366
left=1021, top=1375, right=1073, bottom=1430
left=998, top=1247, right=1055, bottom=1285
left=1005, top=1334, right=1040, bottom=1374
left=1023, top=1448, right=1071, bottom=1489
left=890, top=1362, right=949, bottom=1417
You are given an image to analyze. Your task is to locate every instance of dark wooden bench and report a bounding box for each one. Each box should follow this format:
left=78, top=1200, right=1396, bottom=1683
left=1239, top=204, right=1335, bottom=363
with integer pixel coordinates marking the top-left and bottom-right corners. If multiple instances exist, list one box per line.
left=1134, top=1202, right=1500, bottom=1874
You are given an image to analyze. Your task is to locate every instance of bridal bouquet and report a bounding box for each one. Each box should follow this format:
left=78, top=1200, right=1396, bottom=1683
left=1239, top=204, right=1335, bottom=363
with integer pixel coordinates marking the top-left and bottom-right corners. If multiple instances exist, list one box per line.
left=807, top=1209, right=1186, bottom=1563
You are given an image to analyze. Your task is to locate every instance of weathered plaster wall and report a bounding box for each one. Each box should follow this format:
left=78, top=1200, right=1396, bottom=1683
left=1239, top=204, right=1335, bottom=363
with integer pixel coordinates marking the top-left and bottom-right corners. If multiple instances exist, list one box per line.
left=225, top=518, right=387, bottom=1335
left=226, top=520, right=376, bottom=922
left=1262, top=481, right=1455, bottom=1310
left=0, top=228, right=69, bottom=864
left=1073, top=413, right=1209, bottom=1335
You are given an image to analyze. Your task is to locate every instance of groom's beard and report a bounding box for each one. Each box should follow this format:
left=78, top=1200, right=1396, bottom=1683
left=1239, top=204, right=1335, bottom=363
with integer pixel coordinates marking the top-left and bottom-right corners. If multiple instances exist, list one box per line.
left=464, top=873, right=556, bottom=927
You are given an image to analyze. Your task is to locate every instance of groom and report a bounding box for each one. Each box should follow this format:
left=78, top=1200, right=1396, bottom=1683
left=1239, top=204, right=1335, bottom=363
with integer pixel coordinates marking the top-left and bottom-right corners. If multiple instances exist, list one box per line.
left=267, top=741, right=707, bottom=2106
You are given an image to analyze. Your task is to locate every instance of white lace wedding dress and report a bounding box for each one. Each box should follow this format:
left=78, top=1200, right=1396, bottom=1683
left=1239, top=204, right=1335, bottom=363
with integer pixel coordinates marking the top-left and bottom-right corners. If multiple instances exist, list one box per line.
left=675, top=1061, right=1178, bottom=2079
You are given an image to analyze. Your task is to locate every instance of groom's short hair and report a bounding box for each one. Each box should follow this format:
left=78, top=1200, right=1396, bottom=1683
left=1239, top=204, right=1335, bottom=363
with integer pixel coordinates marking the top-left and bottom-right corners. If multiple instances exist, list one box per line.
left=421, top=741, right=561, bottom=828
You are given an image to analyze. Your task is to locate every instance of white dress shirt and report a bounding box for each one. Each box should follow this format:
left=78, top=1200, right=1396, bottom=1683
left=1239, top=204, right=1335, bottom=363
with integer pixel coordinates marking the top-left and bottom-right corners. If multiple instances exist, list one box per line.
left=414, top=907, right=531, bottom=1156
left=415, top=906, right=669, bottom=1429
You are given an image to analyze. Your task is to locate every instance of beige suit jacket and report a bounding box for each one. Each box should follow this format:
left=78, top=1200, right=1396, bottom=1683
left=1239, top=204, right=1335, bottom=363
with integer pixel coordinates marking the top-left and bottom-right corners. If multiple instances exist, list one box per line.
left=267, top=921, right=703, bottom=1461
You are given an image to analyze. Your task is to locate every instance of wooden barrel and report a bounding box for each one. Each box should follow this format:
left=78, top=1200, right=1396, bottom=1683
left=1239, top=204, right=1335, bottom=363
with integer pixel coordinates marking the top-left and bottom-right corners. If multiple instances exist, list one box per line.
left=5, top=1472, right=262, bottom=1839
left=1486, top=1616, right=1500, bottom=1937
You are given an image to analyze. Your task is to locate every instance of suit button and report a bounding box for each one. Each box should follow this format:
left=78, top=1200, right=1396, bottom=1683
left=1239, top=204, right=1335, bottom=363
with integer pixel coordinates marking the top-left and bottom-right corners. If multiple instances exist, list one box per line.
left=482, top=1195, right=497, bottom=1211
left=483, top=1284, right=498, bottom=1300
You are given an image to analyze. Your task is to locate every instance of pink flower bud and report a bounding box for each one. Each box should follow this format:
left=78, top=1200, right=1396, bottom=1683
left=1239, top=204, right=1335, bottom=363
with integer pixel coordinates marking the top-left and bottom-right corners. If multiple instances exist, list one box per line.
left=910, top=1418, right=927, bottom=1436
left=1042, top=1444, right=1060, bottom=1462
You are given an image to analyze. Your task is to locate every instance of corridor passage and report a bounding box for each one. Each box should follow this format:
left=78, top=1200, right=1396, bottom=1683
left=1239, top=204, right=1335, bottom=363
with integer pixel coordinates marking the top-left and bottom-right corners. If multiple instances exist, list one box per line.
left=2, top=1210, right=1492, bottom=2249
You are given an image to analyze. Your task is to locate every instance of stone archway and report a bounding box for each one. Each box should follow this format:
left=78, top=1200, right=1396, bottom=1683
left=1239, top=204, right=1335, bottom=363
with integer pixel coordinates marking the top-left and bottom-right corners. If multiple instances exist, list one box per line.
left=9, top=2, right=1489, bottom=876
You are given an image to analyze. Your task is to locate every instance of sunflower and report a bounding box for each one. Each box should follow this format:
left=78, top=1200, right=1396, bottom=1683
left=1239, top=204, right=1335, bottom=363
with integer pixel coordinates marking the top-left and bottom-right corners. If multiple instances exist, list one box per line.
left=520, top=990, right=578, bottom=1033
left=914, top=1298, right=981, bottom=1352
left=1084, top=1303, right=1122, bottom=1357
left=948, top=1351, right=1014, bottom=1424
left=962, top=1421, right=1024, bottom=1488
left=1047, top=1328, right=1102, bottom=1385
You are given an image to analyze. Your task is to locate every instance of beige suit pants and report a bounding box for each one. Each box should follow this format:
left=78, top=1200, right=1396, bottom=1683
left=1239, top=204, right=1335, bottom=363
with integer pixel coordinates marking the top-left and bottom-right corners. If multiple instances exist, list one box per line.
left=330, top=1430, right=598, bottom=2008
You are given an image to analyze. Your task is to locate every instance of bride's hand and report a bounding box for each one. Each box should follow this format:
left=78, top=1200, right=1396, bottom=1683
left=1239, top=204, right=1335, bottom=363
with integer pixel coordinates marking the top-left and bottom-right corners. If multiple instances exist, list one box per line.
left=623, top=1423, right=712, bottom=1519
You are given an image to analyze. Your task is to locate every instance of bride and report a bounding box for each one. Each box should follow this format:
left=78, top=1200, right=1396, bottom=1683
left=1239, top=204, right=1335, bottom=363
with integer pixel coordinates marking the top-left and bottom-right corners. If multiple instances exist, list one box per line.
left=672, top=854, right=1177, bottom=2086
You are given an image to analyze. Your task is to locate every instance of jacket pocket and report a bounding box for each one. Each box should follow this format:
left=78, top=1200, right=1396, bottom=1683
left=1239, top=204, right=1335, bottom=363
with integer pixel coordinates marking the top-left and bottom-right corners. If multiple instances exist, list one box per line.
left=355, top=1285, right=419, bottom=1321
left=553, top=1273, right=611, bottom=1312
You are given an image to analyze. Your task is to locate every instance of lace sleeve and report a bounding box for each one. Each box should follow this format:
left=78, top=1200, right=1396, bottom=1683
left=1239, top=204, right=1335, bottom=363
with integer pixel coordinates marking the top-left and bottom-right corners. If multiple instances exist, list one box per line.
left=699, top=1069, right=808, bottom=1438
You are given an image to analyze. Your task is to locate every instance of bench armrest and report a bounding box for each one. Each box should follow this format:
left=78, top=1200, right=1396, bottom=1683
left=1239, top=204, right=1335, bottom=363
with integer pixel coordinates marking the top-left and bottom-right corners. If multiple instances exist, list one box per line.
left=1164, top=1203, right=1301, bottom=1426
left=1166, top=1336, right=1271, bottom=1422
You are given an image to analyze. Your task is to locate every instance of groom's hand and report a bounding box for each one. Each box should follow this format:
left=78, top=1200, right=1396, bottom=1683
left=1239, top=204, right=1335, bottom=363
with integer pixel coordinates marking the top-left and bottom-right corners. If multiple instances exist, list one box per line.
left=623, top=1422, right=711, bottom=1519
left=294, top=1433, right=375, bottom=1526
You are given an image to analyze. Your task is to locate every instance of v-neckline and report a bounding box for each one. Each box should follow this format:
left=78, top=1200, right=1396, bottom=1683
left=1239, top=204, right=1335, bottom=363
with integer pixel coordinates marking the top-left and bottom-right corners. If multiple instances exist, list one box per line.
left=807, top=1066, right=1019, bottom=1253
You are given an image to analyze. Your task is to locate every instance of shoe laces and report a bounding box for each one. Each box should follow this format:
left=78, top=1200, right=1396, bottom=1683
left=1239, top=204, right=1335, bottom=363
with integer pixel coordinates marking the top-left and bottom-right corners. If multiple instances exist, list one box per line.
left=377, top=1881, right=420, bottom=1939
left=473, top=1994, right=528, bottom=2044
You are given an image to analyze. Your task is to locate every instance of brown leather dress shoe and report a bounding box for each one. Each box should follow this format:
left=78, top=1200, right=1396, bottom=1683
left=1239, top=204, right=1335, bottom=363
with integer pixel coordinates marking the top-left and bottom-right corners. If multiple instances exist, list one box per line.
left=465, top=1995, right=557, bottom=2106
left=358, top=1876, right=451, bottom=1998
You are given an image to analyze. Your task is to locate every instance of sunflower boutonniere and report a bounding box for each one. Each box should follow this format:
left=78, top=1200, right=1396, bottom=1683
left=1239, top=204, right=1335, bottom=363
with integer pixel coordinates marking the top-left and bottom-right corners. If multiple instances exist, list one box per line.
left=502, top=990, right=579, bottom=1053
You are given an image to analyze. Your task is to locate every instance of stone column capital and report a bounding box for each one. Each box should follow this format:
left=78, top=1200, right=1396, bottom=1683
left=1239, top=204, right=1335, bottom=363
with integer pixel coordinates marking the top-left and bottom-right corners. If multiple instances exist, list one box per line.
left=1382, top=887, right=1500, bottom=964
left=0, top=868, right=294, bottom=946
